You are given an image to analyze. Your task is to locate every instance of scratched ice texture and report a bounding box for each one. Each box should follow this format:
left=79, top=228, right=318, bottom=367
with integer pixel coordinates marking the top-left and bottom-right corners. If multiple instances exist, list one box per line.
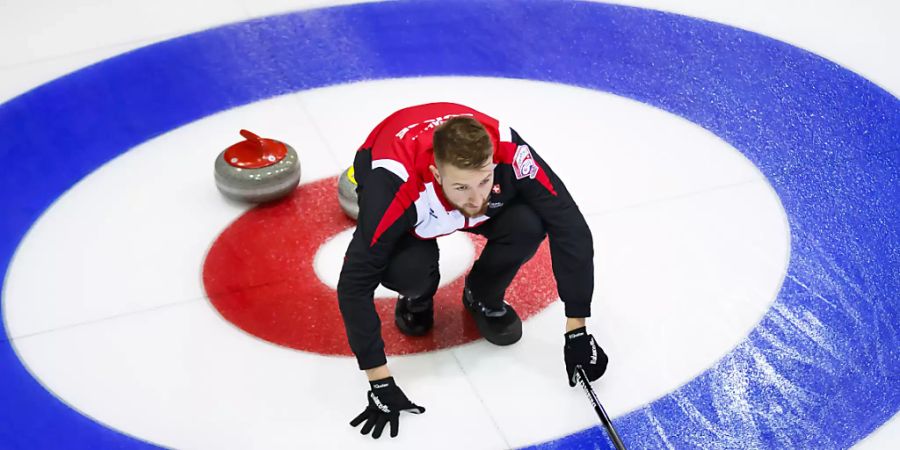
left=0, top=1, right=896, bottom=449
left=505, top=2, right=900, bottom=449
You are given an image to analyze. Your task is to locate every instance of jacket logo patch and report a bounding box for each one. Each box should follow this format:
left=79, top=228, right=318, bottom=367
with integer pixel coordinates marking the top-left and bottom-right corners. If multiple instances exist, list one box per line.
left=513, top=145, right=538, bottom=180
left=492, top=184, right=501, bottom=194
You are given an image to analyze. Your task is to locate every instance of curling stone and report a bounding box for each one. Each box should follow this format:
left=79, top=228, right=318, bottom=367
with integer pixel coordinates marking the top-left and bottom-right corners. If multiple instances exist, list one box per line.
left=214, top=129, right=301, bottom=203
left=337, top=165, right=359, bottom=220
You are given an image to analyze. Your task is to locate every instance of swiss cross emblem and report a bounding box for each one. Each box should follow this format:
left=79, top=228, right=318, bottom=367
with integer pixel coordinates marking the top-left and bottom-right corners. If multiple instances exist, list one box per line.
left=512, top=145, right=538, bottom=180
left=492, top=184, right=501, bottom=194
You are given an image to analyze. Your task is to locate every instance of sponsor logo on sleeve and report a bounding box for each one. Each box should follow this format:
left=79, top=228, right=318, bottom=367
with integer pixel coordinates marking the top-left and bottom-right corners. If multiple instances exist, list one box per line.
left=513, top=145, right=538, bottom=180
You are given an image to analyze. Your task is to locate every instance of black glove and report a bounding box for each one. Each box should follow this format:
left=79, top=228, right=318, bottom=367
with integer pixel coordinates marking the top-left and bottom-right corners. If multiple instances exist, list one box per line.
left=564, top=327, right=608, bottom=387
left=350, top=377, right=425, bottom=439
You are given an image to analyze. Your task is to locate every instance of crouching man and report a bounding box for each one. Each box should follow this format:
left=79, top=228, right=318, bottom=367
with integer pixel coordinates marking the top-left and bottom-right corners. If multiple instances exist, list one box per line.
left=338, top=102, right=608, bottom=439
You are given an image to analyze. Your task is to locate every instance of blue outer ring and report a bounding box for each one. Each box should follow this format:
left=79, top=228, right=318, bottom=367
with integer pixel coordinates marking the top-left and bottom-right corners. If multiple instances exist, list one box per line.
left=1, top=1, right=897, bottom=448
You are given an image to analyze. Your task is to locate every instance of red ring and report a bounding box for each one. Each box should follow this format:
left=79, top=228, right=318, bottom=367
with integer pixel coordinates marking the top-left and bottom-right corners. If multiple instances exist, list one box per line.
left=202, top=177, right=557, bottom=356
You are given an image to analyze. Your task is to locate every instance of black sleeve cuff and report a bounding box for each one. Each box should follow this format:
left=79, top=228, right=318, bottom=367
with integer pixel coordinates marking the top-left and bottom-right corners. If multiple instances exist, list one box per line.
left=564, top=301, right=591, bottom=318
left=357, top=352, right=388, bottom=371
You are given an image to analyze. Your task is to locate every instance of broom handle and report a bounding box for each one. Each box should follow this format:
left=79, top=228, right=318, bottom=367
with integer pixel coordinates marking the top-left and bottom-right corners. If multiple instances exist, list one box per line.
left=576, top=366, right=626, bottom=450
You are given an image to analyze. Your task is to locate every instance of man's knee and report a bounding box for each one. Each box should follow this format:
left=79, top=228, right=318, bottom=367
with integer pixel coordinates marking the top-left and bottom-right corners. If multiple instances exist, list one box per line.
left=383, top=240, right=440, bottom=298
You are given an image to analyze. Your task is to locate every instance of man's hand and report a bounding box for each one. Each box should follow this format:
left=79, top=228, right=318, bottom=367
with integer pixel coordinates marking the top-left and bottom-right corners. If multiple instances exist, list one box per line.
left=350, top=377, right=425, bottom=439
left=564, top=327, right=608, bottom=386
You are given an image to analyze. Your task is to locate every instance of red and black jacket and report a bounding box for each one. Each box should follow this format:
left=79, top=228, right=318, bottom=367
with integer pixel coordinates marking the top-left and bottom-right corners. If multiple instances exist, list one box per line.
left=338, top=103, right=594, bottom=369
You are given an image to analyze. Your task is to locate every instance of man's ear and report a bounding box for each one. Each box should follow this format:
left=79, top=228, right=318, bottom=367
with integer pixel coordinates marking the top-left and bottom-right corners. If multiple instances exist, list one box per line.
left=428, top=164, right=441, bottom=185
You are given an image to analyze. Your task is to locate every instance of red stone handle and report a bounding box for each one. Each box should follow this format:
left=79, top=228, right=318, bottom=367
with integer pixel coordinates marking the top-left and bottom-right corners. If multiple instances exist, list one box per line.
left=240, top=129, right=262, bottom=142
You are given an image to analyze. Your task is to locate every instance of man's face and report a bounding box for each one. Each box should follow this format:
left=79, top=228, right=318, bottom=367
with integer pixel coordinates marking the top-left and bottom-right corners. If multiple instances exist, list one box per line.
left=430, top=161, right=495, bottom=218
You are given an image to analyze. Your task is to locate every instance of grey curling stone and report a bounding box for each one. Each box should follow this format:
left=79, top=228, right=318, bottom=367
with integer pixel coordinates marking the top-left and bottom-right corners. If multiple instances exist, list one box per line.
left=215, top=129, right=302, bottom=203
left=337, top=166, right=359, bottom=220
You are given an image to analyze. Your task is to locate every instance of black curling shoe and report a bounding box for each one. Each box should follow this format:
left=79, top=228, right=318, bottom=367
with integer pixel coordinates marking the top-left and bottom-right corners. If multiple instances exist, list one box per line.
left=394, top=295, right=434, bottom=336
left=462, top=285, right=522, bottom=346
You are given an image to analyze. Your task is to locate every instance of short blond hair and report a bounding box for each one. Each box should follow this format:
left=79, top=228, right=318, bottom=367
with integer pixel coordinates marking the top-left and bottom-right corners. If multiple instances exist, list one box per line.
left=433, top=117, right=493, bottom=169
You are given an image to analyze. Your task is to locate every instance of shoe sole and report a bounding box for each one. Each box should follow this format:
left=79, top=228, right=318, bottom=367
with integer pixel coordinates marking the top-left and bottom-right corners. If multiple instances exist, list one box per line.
left=394, top=296, right=434, bottom=337
left=464, top=302, right=523, bottom=346
left=394, top=316, right=433, bottom=337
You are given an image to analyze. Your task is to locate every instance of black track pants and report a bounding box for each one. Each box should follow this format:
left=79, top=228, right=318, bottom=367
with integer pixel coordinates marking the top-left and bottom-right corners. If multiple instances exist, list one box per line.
left=383, top=202, right=546, bottom=307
